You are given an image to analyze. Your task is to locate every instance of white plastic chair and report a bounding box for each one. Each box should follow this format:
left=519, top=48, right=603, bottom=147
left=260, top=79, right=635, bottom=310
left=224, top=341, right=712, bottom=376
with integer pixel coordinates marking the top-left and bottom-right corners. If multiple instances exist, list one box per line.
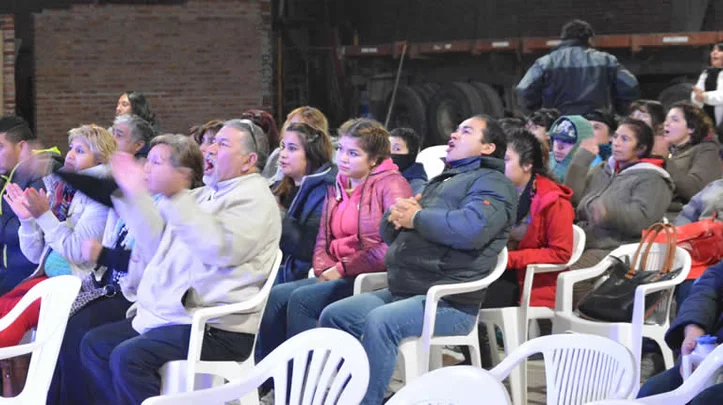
left=0, top=276, right=80, bottom=404
left=630, top=342, right=723, bottom=405
left=158, top=249, right=283, bottom=405
left=416, top=145, right=447, bottom=180
left=479, top=225, right=586, bottom=405
left=553, top=243, right=691, bottom=397
left=489, top=334, right=637, bottom=405
left=386, top=365, right=511, bottom=405
left=143, top=328, right=369, bottom=405
left=354, top=248, right=508, bottom=383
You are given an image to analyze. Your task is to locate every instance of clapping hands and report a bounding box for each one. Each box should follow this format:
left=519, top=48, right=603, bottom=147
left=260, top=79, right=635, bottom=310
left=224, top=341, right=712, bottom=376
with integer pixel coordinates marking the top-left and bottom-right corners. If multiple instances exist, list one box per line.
left=3, top=183, right=50, bottom=219
left=387, top=194, right=423, bottom=230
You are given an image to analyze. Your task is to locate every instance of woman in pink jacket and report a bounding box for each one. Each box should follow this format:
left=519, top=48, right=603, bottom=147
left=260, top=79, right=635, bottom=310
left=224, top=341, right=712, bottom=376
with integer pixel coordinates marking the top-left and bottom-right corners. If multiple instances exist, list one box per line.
left=255, top=118, right=412, bottom=365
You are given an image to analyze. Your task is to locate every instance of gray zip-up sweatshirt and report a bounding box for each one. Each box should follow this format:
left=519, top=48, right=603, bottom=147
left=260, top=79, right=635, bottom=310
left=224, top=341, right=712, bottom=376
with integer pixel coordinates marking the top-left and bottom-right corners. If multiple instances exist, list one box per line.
left=567, top=150, right=674, bottom=250
left=112, top=173, right=281, bottom=334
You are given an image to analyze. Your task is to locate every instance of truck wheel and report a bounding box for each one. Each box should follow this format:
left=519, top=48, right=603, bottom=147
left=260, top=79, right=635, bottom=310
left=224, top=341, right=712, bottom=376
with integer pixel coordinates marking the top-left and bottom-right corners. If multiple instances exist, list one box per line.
left=427, top=82, right=485, bottom=146
left=385, top=85, right=427, bottom=145
left=658, top=83, right=694, bottom=110
left=471, top=82, right=505, bottom=118
left=412, top=83, right=438, bottom=104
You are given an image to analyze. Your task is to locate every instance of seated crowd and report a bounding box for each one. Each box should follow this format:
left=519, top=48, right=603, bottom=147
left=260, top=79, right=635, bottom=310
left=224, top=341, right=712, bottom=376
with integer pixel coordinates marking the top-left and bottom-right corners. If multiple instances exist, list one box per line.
left=0, top=64, right=721, bottom=405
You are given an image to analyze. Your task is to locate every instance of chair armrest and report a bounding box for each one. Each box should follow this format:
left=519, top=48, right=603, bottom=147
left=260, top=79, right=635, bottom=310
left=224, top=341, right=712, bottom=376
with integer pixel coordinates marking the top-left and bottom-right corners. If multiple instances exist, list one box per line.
left=555, top=257, right=613, bottom=313
left=419, top=277, right=498, bottom=356
left=0, top=342, right=40, bottom=361
left=353, top=273, right=388, bottom=295
left=184, top=298, right=266, bottom=391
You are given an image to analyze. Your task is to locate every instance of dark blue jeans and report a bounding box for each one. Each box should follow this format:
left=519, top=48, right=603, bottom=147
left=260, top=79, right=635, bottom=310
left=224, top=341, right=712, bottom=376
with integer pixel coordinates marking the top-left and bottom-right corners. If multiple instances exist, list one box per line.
left=319, top=289, right=479, bottom=405
left=46, top=293, right=132, bottom=405
left=638, top=360, right=723, bottom=404
left=254, top=277, right=355, bottom=363
left=0, top=266, right=34, bottom=297
left=79, top=318, right=254, bottom=405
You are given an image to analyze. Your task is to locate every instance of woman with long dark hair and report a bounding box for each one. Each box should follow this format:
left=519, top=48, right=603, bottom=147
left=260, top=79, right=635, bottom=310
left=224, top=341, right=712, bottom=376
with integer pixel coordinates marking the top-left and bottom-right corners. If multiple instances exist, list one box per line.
left=272, top=122, right=336, bottom=283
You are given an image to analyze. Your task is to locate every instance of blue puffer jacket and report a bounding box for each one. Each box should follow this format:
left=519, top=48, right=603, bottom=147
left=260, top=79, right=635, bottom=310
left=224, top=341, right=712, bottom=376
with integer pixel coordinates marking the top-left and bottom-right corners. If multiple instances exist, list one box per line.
left=401, top=162, right=428, bottom=195
left=516, top=39, right=640, bottom=115
left=276, top=163, right=337, bottom=282
left=665, top=260, right=723, bottom=350
left=0, top=150, right=63, bottom=295
left=381, top=156, right=517, bottom=306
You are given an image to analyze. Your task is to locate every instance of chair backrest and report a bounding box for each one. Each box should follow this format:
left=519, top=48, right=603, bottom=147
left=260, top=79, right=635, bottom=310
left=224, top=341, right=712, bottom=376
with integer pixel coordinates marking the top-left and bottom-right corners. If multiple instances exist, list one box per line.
left=386, top=365, right=511, bottom=405
left=416, top=145, right=447, bottom=180
left=144, top=328, right=369, bottom=405
left=570, top=225, right=586, bottom=265
left=490, top=334, right=637, bottom=405
left=0, top=276, right=81, bottom=404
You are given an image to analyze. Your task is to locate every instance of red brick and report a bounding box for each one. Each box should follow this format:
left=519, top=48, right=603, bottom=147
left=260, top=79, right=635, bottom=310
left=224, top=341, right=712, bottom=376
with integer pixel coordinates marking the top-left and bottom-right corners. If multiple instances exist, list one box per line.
left=33, top=0, right=273, bottom=149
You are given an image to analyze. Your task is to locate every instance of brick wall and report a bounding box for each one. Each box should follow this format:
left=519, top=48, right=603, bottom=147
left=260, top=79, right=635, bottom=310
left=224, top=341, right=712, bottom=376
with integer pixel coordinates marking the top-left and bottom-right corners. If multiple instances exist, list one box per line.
left=1, top=15, right=15, bottom=116
left=34, top=0, right=272, bottom=149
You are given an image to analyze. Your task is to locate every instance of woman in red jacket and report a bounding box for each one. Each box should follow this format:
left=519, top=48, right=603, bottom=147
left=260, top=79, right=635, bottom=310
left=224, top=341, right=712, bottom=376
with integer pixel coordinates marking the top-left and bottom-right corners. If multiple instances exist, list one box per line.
left=255, top=118, right=412, bottom=366
left=483, top=128, right=574, bottom=310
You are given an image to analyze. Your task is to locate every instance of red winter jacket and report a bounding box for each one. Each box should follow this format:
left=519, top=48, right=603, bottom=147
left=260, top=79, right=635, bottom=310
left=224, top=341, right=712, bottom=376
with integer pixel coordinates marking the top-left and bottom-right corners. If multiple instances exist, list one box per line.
left=507, top=175, right=574, bottom=308
left=312, top=158, right=412, bottom=277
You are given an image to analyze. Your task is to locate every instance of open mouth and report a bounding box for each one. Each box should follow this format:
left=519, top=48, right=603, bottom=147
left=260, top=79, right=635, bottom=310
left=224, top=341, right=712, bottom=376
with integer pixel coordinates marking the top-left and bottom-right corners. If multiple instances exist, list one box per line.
left=446, top=141, right=455, bottom=152
left=204, top=158, right=215, bottom=174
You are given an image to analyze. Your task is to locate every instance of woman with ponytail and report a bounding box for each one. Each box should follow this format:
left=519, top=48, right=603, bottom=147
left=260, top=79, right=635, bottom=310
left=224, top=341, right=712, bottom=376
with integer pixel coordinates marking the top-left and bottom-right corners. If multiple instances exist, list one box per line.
left=482, top=128, right=574, bottom=309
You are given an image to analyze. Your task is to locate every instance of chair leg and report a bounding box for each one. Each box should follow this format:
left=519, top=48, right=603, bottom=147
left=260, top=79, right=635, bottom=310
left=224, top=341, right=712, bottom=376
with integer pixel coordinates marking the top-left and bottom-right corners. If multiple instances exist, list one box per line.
left=399, top=342, right=421, bottom=384
left=484, top=322, right=501, bottom=366
left=429, top=346, right=443, bottom=371
left=501, top=315, right=525, bottom=405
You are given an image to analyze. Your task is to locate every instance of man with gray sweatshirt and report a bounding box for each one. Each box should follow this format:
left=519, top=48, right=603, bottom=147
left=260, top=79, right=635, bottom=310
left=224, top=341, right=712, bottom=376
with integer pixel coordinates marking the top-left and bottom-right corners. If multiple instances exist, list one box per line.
left=80, top=119, right=281, bottom=405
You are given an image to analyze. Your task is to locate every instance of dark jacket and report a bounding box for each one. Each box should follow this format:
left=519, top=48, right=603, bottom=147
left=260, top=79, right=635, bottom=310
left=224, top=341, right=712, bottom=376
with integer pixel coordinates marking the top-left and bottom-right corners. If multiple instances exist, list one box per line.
left=0, top=150, right=62, bottom=295
left=665, top=260, right=723, bottom=350
left=382, top=156, right=517, bottom=306
left=516, top=39, right=640, bottom=115
left=401, top=162, right=428, bottom=195
left=276, top=163, right=337, bottom=282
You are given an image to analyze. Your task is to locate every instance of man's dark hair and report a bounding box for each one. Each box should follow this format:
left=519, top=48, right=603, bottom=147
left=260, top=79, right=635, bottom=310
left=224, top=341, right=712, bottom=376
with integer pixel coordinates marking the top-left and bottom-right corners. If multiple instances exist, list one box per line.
left=474, top=114, right=507, bottom=159
left=561, top=19, right=595, bottom=43
left=0, top=116, right=35, bottom=144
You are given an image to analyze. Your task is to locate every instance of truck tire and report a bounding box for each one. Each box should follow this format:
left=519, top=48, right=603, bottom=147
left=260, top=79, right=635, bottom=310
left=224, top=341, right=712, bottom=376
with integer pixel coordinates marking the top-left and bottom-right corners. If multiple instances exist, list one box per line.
left=471, top=82, right=505, bottom=118
left=384, top=85, right=427, bottom=145
left=658, top=83, right=694, bottom=111
left=427, top=82, right=485, bottom=146
left=413, top=83, right=438, bottom=104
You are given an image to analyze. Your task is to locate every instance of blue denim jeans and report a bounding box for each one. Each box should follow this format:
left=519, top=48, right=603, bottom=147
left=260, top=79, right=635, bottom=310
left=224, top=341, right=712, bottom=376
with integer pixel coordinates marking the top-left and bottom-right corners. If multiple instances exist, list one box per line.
left=319, top=288, right=479, bottom=405
left=638, top=360, right=723, bottom=404
left=255, top=277, right=355, bottom=363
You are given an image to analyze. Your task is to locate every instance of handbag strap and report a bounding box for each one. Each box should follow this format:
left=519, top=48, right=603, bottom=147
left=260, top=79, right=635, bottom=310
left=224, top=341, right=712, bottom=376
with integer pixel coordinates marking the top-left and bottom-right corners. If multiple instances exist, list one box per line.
left=626, top=223, right=678, bottom=278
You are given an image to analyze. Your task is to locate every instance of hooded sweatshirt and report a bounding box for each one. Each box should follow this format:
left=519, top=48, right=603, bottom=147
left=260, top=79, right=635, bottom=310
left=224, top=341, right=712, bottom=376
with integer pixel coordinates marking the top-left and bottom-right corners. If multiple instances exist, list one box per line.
left=568, top=150, right=674, bottom=250
left=548, top=115, right=595, bottom=182
left=507, top=175, right=575, bottom=308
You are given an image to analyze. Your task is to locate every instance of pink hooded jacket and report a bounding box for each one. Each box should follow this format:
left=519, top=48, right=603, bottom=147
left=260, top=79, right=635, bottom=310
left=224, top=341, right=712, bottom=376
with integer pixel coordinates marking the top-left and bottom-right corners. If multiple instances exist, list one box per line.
left=312, top=158, right=412, bottom=277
